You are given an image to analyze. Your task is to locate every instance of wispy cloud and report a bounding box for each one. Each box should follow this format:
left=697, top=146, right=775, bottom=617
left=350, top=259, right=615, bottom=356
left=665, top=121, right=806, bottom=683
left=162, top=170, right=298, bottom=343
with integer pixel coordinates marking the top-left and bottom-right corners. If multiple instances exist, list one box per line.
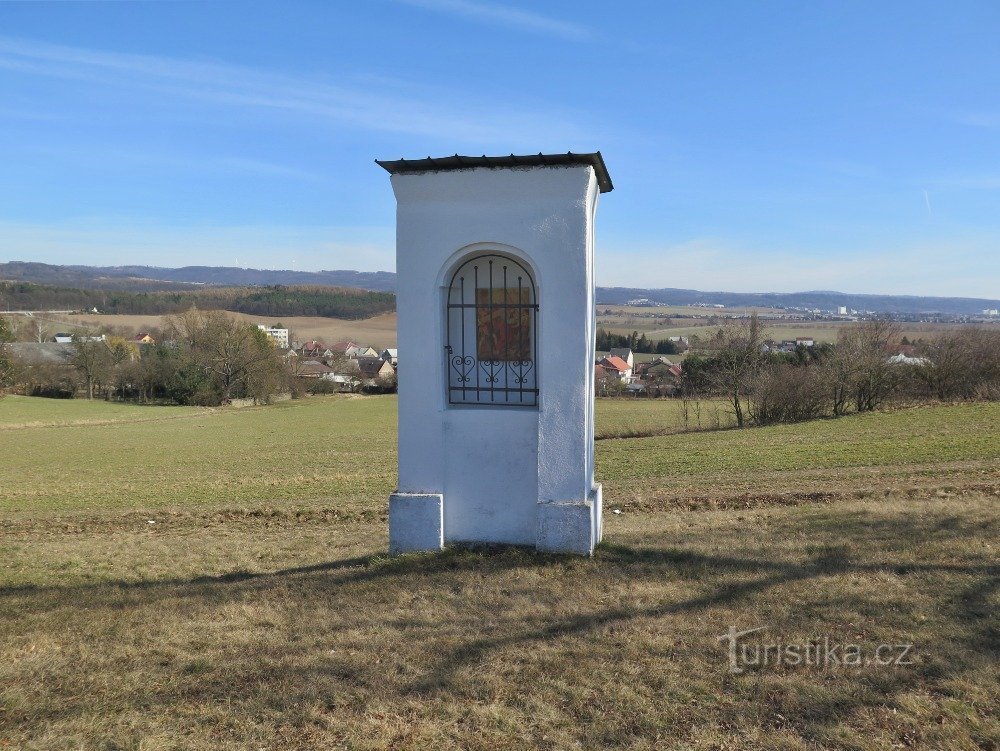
left=392, top=0, right=590, bottom=40
left=939, top=108, right=1000, bottom=129
left=0, top=35, right=590, bottom=146
left=5, top=142, right=328, bottom=183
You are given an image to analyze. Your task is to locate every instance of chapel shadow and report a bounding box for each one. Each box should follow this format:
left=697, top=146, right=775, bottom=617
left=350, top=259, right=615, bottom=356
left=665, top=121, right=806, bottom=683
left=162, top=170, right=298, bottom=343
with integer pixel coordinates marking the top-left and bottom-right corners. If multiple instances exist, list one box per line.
left=3, top=507, right=996, bottom=746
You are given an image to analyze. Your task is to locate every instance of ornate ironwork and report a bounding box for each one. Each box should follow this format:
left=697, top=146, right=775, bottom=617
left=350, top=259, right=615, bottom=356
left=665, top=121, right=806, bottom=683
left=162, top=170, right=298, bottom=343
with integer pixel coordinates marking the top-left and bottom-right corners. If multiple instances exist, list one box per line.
left=446, top=253, right=538, bottom=406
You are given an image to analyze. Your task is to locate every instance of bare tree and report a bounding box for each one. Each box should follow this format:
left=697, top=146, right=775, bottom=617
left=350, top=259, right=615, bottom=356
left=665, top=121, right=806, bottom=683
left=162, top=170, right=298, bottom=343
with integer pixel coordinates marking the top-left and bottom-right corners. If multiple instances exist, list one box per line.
left=922, top=328, right=1000, bottom=400
left=28, top=316, right=51, bottom=344
left=0, top=317, right=13, bottom=390
left=705, top=313, right=767, bottom=427
left=71, top=337, right=113, bottom=399
left=828, top=319, right=902, bottom=413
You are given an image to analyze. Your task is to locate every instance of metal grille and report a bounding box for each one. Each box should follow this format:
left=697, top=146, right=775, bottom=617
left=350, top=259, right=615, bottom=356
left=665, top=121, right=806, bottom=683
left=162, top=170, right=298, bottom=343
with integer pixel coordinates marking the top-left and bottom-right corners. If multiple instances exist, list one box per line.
left=446, top=253, right=538, bottom=406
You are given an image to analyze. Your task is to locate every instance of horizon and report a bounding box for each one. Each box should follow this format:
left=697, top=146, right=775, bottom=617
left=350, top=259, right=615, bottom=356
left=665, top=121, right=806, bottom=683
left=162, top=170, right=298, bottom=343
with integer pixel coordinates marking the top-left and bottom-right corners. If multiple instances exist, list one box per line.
left=4, top=259, right=1000, bottom=304
left=1, top=2, right=999, bottom=297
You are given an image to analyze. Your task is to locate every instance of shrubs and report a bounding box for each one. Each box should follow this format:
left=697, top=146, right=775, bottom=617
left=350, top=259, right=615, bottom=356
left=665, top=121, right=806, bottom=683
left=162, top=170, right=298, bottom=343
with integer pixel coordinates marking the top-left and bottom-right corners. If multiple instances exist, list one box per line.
left=684, top=322, right=1000, bottom=429
left=919, top=328, right=1000, bottom=400
left=750, top=364, right=828, bottom=425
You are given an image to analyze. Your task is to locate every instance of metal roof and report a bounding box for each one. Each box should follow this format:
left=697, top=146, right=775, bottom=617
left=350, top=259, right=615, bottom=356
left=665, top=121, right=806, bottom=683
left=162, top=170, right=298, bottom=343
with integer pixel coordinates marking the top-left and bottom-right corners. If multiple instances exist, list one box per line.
left=375, top=152, right=613, bottom=193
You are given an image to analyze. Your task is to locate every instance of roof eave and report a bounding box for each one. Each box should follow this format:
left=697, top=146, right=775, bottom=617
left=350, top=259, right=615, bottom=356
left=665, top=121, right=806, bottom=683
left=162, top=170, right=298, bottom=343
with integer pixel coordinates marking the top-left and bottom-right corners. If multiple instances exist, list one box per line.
left=376, top=151, right=613, bottom=193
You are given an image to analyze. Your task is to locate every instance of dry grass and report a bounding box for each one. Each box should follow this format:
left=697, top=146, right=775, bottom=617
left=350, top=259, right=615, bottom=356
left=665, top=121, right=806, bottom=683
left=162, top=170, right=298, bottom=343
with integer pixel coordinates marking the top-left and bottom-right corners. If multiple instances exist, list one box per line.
left=2, top=497, right=996, bottom=750
left=1, top=397, right=998, bottom=749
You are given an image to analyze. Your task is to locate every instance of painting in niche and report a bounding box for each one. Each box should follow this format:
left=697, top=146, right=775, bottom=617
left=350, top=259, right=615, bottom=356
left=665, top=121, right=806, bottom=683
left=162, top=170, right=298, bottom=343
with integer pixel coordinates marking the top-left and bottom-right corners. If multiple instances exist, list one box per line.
left=476, top=287, right=532, bottom=361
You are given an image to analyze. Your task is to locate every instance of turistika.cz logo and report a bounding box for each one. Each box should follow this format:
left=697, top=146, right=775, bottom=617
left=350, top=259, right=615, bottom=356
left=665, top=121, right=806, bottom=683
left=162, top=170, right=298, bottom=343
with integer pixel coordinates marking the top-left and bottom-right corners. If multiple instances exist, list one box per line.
left=717, top=625, right=915, bottom=674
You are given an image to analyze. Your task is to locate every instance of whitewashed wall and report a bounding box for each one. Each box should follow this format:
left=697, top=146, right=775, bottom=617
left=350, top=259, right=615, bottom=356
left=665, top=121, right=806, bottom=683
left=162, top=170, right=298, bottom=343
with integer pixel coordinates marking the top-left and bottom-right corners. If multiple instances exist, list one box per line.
left=390, top=164, right=602, bottom=554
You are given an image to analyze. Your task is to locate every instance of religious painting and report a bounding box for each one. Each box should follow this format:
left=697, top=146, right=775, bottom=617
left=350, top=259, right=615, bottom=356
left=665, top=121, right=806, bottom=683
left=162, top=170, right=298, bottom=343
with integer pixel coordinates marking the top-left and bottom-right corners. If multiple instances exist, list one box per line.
left=476, top=287, right=532, bottom=361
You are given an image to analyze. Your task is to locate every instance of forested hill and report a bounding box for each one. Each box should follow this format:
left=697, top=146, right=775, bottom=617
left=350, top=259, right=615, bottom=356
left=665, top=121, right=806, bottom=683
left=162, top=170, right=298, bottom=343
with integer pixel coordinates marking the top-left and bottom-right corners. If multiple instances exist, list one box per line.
left=0, top=282, right=395, bottom=319
left=0, top=262, right=395, bottom=292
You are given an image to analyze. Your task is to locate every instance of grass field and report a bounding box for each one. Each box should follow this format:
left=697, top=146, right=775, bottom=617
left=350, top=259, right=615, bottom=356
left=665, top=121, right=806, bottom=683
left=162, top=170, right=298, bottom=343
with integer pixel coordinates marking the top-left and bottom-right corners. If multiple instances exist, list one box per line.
left=597, top=318, right=988, bottom=346
left=1, top=395, right=997, bottom=749
left=9, top=311, right=400, bottom=348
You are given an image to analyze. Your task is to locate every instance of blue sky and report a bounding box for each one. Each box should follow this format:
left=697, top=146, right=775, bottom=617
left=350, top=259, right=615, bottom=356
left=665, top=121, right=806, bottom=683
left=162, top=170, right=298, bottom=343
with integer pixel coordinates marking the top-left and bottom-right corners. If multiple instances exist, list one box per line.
left=1, top=0, right=998, bottom=297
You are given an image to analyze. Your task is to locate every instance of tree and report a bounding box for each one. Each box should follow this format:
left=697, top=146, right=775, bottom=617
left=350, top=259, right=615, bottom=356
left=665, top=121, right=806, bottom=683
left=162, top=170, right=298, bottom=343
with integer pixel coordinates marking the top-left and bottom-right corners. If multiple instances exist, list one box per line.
left=0, top=317, right=13, bottom=390
left=71, top=336, right=114, bottom=399
left=167, top=309, right=287, bottom=404
left=921, top=328, right=1000, bottom=400
left=829, top=319, right=902, bottom=413
left=705, top=313, right=767, bottom=427
left=28, top=316, right=50, bottom=343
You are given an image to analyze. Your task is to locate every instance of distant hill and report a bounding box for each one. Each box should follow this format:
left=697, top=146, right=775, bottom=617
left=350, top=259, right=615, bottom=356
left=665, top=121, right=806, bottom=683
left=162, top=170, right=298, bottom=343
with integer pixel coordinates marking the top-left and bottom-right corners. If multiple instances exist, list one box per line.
left=2, top=262, right=997, bottom=316
left=595, top=287, right=1000, bottom=316
left=0, top=280, right=395, bottom=320
left=0, top=262, right=396, bottom=292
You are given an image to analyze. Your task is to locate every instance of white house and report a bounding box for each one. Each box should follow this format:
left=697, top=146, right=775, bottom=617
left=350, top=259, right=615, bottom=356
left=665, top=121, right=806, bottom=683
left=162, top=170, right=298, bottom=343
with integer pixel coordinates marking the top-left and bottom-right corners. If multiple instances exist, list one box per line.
left=888, top=353, right=930, bottom=366
left=257, top=325, right=289, bottom=348
left=598, top=354, right=632, bottom=383
left=608, top=347, right=634, bottom=370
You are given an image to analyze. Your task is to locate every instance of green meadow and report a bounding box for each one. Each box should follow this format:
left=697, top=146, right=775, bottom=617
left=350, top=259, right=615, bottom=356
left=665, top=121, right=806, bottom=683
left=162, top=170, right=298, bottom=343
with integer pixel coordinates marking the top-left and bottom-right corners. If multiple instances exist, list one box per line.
left=1, top=394, right=997, bottom=749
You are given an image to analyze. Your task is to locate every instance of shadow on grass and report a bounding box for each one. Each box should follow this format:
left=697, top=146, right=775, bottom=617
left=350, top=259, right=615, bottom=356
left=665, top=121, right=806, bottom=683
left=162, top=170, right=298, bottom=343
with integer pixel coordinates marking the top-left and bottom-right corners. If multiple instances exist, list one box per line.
left=1, top=507, right=997, bottom=748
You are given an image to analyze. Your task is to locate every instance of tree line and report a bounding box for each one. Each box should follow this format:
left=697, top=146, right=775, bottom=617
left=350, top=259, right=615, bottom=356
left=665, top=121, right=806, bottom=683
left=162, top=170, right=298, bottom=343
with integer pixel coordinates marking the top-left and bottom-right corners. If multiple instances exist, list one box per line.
left=0, top=282, right=395, bottom=320
left=7, top=310, right=289, bottom=405
left=679, top=315, right=1000, bottom=428
left=596, top=327, right=680, bottom=355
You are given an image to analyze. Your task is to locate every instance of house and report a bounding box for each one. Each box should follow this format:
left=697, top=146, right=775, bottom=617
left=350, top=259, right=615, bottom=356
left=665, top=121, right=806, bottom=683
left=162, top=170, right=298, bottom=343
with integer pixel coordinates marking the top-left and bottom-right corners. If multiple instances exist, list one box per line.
left=327, top=373, right=362, bottom=392
left=330, top=340, right=358, bottom=354
left=257, top=325, right=289, bottom=348
left=598, top=355, right=632, bottom=383
left=633, top=361, right=654, bottom=379
left=53, top=334, right=105, bottom=343
left=276, top=347, right=298, bottom=362
left=646, top=360, right=682, bottom=382
left=296, top=359, right=336, bottom=378
left=635, top=356, right=674, bottom=378
left=133, top=333, right=155, bottom=345
left=594, top=363, right=621, bottom=396
left=344, top=356, right=395, bottom=380
left=608, top=347, right=634, bottom=370
left=346, top=345, right=379, bottom=359
left=887, top=353, right=930, bottom=366
left=9, top=342, right=75, bottom=365
left=380, top=348, right=398, bottom=366
left=301, top=340, right=327, bottom=358
left=795, top=337, right=815, bottom=347
left=883, top=344, right=919, bottom=358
